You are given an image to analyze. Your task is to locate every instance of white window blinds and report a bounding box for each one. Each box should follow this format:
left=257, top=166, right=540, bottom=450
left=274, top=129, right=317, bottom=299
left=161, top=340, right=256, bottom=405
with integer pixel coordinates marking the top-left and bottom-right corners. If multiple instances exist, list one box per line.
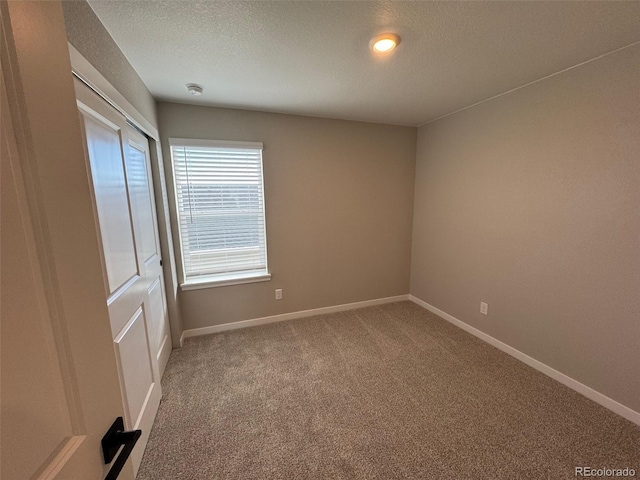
left=170, top=139, right=268, bottom=283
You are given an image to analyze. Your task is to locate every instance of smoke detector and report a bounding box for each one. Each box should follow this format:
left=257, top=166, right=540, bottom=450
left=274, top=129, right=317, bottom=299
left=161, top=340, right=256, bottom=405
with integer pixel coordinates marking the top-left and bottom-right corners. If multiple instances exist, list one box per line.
left=186, top=83, right=204, bottom=96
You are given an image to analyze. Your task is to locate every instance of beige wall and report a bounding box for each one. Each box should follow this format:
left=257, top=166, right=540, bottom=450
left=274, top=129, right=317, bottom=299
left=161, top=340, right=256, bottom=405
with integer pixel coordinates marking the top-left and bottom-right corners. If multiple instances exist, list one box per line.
left=158, top=103, right=416, bottom=330
left=411, top=44, right=640, bottom=412
left=62, top=0, right=157, bottom=126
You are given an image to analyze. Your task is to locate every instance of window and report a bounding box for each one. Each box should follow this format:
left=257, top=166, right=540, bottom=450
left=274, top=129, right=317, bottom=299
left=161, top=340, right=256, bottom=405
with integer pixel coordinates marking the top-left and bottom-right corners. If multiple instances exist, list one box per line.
left=169, top=139, right=269, bottom=289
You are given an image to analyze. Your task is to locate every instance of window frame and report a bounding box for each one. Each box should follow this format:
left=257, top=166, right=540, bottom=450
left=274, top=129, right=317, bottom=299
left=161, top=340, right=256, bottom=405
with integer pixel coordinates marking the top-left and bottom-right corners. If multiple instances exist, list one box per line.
left=169, top=138, right=270, bottom=290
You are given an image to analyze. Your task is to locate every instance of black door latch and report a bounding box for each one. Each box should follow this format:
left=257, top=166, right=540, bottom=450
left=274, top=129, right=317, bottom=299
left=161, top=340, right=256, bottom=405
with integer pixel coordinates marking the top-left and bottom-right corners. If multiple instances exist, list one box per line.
left=101, top=417, right=142, bottom=480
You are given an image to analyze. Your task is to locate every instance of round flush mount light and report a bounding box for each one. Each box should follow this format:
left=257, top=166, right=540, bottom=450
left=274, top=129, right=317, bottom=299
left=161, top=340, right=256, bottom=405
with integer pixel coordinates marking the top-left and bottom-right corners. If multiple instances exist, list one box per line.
left=370, top=33, right=401, bottom=53
left=186, top=83, right=204, bottom=96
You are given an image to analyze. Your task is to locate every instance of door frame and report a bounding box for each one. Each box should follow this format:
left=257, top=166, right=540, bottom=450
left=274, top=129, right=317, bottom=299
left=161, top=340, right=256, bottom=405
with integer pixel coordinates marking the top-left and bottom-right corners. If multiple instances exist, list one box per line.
left=68, top=43, right=184, bottom=350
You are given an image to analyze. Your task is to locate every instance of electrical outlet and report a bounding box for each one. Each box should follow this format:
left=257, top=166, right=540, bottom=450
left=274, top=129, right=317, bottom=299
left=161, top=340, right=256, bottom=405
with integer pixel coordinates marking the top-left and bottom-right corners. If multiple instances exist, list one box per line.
left=275, top=289, right=283, bottom=300
left=480, top=302, right=488, bottom=315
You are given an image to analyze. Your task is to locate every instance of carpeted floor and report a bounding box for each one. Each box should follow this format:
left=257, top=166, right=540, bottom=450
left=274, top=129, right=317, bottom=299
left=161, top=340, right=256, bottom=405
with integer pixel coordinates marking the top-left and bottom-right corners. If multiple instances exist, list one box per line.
left=137, top=301, right=639, bottom=479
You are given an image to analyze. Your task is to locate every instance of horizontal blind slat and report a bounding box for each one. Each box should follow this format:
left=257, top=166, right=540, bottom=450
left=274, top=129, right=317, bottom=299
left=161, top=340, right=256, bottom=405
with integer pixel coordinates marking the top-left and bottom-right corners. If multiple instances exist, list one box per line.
left=172, top=143, right=268, bottom=280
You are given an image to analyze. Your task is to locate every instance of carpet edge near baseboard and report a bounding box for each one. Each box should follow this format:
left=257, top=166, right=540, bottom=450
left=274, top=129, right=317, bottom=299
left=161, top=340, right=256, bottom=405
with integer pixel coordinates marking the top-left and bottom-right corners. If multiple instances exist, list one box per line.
left=179, top=294, right=411, bottom=346
left=408, top=294, right=640, bottom=427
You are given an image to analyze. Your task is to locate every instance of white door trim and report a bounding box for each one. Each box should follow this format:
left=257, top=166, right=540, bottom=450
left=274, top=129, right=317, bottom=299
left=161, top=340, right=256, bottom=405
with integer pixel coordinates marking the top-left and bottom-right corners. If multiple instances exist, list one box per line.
left=68, top=43, right=158, bottom=139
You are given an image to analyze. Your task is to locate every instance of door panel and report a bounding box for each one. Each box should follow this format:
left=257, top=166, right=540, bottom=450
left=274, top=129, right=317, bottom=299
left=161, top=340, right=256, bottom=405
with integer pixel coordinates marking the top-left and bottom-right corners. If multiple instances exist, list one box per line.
left=114, top=308, right=155, bottom=428
left=149, top=276, right=172, bottom=364
left=150, top=275, right=172, bottom=373
left=148, top=278, right=165, bottom=353
left=81, top=111, right=139, bottom=294
left=127, top=141, right=160, bottom=263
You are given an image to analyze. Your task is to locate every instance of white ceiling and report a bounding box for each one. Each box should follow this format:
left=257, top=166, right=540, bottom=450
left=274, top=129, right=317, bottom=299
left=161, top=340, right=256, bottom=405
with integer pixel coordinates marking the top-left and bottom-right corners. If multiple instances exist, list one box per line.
left=88, top=1, right=640, bottom=126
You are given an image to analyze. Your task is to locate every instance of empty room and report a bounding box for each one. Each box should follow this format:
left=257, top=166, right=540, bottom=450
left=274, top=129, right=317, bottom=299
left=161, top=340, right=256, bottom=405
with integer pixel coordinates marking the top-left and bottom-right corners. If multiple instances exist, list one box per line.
left=1, top=1, right=639, bottom=479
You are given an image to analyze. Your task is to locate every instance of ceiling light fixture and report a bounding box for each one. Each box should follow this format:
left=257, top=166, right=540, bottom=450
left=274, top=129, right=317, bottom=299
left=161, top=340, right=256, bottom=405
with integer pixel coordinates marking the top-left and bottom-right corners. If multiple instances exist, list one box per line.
left=370, top=33, right=401, bottom=53
left=186, top=83, right=204, bottom=96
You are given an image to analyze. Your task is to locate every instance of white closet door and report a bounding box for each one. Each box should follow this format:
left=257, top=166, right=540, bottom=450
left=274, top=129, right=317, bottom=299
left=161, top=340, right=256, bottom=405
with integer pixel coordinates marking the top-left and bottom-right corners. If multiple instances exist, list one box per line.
left=75, top=77, right=166, bottom=476
left=126, top=127, right=172, bottom=376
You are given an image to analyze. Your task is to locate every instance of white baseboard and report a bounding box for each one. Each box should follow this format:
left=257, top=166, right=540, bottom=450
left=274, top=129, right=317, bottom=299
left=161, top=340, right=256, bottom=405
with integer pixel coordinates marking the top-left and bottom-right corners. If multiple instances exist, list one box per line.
left=408, top=295, right=640, bottom=426
left=180, top=294, right=410, bottom=343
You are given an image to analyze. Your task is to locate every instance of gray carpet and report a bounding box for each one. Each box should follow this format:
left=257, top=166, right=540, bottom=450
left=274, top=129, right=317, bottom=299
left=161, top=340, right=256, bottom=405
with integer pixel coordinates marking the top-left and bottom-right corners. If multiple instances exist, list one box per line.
left=137, top=301, right=639, bottom=479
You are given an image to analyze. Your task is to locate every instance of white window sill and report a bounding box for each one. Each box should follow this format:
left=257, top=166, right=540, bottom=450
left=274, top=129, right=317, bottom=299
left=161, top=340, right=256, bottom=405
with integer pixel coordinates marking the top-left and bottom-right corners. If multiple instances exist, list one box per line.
left=180, top=272, right=271, bottom=291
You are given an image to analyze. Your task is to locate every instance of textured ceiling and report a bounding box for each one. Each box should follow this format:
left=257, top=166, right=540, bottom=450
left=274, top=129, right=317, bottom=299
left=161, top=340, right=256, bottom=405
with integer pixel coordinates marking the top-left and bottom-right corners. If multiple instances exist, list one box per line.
left=88, top=1, right=640, bottom=126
